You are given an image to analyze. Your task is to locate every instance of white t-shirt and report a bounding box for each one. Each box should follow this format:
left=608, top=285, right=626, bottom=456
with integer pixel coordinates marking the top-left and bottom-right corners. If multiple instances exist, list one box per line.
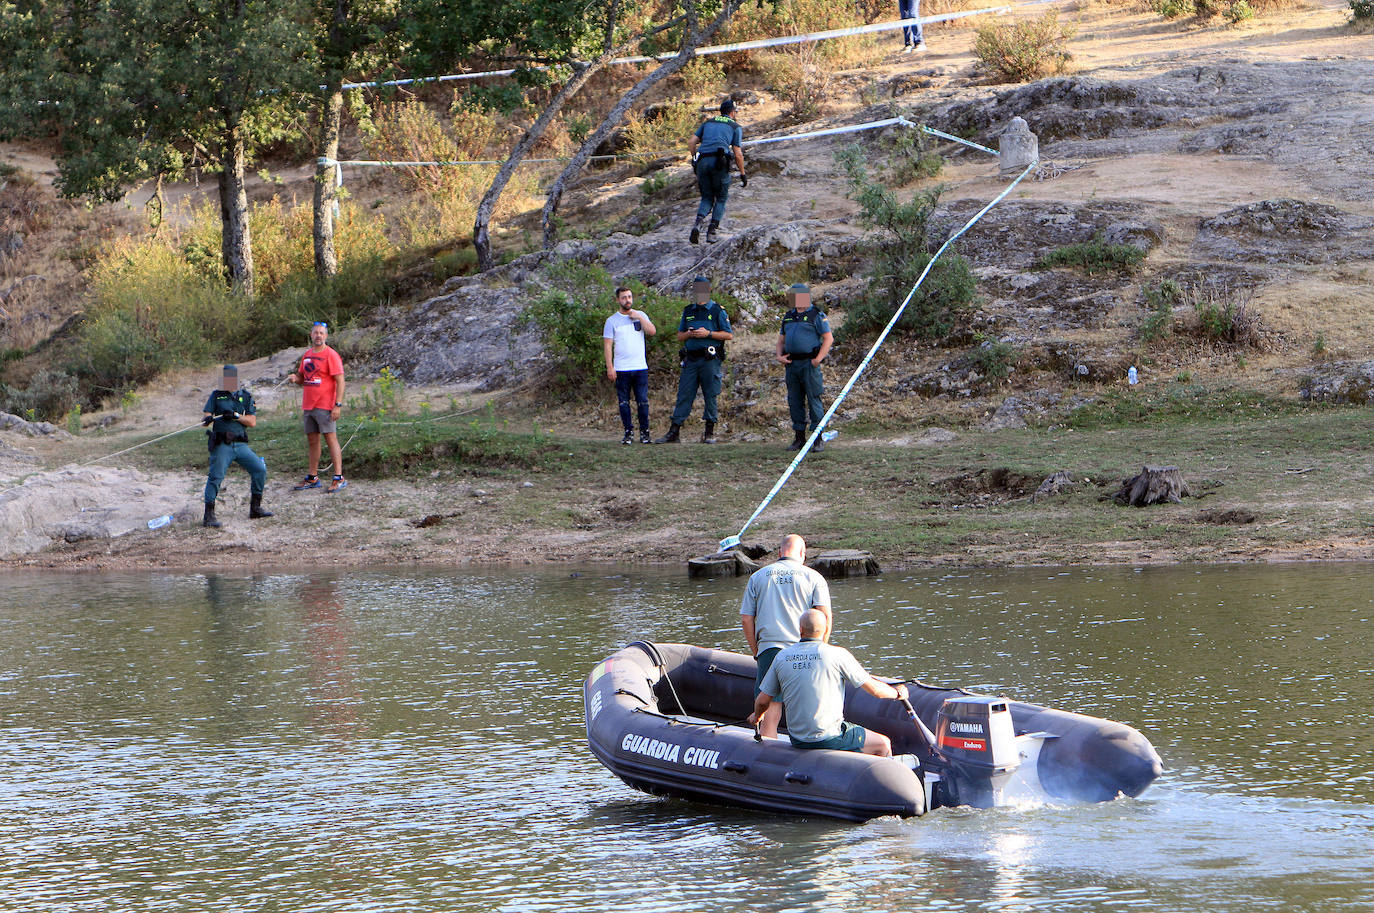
left=603, top=312, right=648, bottom=372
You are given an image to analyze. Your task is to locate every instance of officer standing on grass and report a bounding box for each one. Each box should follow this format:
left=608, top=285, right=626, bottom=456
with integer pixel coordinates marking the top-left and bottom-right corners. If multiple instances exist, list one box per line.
left=654, top=276, right=733, bottom=444
left=688, top=98, right=748, bottom=245
left=201, top=364, right=273, bottom=528
left=776, top=283, right=833, bottom=452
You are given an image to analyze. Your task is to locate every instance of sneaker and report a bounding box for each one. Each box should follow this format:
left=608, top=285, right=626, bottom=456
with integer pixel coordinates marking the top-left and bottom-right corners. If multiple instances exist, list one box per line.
left=292, top=475, right=321, bottom=491
left=622, top=431, right=634, bottom=445
left=901, top=44, right=913, bottom=54
left=640, top=430, right=652, bottom=444
left=326, top=476, right=347, bottom=494
left=912, top=41, right=927, bottom=53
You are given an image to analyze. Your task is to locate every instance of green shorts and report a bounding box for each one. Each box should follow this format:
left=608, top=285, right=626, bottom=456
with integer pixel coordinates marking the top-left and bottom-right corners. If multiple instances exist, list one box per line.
left=790, top=722, right=867, bottom=753
left=754, top=647, right=782, bottom=697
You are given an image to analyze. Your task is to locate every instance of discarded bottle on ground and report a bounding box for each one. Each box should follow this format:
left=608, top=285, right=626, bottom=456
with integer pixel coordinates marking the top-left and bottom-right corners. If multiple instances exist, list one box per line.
left=821, top=431, right=837, bottom=442
left=1128, top=366, right=1138, bottom=385
left=147, top=515, right=172, bottom=530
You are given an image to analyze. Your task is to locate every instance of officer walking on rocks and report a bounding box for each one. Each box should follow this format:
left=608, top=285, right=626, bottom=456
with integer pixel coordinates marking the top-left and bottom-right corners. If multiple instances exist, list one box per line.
left=777, top=283, right=833, bottom=452
left=201, top=364, right=273, bottom=528
left=688, top=98, right=748, bottom=245
left=655, top=276, right=733, bottom=444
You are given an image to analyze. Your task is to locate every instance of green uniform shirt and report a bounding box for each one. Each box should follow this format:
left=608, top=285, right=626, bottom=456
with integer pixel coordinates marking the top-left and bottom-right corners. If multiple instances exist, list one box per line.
left=740, top=556, right=831, bottom=653
left=203, top=388, right=255, bottom=441
left=694, top=116, right=743, bottom=156
left=678, top=300, right=732, bottom=354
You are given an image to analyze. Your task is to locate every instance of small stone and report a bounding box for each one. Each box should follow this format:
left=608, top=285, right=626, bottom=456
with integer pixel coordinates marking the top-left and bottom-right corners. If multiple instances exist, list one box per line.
left=471, top=489, right=488, bottom=497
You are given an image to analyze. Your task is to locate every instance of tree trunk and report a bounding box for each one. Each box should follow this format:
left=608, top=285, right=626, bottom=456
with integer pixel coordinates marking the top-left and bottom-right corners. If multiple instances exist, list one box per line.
left=540, top=0, right=745, bottom=249
left=218, top=115, right=254, bottom=296
left=473, top=63, right=598, bottom=271
left=313, top=84, right=344, bottom=280
left=1112, top=465, right=1192, bottom=507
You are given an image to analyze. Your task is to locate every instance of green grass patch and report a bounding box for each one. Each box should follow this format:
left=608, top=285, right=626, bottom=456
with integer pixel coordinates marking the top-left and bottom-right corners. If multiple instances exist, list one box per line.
left=1068, top=383, right=1307, bottom=429
left=1036, top=234, right=1146, bottom=276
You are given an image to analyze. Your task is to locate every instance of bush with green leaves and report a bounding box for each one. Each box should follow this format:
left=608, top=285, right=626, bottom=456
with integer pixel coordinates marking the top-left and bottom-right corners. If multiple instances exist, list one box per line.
left=1351, top=0, right=1374, bottom=20
left=969, top=335, right=1019, bottom=382
left=1140, top=279, right=1182, bottom=342
left=518, top=261, right=687, bottom=388
left=973, top=13, right=1075, bottom=84
left=836, top=147, right=977, bottom=341
left=886, top=126, right=944, bottom=186
left=0, top=369, right=80, bottom=421
left=1036, top=234, right=1146, bottom=275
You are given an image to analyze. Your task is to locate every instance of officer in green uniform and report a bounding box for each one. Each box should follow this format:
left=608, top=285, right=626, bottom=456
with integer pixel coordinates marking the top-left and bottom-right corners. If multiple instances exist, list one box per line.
left=654, top=276, right=734, bottom=444
left=688, top=98, right=748, bottom=245
left=201, top=364, right=273, bottom=528
left=776, top=283, right=834, bottom=452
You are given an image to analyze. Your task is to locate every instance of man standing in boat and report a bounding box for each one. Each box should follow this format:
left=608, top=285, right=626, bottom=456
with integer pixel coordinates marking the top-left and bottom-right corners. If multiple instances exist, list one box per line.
left=750, top=609, right=909, bottom=757
left=740, top=534, right=831, bottom=739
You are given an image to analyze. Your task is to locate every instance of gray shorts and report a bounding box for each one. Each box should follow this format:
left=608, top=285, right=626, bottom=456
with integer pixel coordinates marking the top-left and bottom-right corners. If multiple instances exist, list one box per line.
left=303, top=408, right=337, bottom=434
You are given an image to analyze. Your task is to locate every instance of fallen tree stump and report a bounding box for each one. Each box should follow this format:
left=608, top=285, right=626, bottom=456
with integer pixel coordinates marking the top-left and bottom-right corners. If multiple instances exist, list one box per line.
left=687, top=547, right=764, bottom=578
left=807, top=550, right=881, bottom=578
left=1112, top=465, right=1192, bottom=507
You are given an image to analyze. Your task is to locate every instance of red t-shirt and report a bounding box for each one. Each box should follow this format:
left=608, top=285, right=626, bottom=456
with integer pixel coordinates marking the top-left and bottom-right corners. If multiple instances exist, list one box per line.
left=299, top=345, right=344, bottom=411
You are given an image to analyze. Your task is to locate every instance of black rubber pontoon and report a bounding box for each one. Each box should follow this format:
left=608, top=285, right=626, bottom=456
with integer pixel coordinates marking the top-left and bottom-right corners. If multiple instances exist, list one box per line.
left=584, top=642, right=1163, bottom=822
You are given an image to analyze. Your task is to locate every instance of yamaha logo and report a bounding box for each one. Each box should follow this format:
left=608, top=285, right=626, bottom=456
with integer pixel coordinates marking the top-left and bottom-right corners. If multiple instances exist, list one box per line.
left=949, top=722, right=983, bottom=734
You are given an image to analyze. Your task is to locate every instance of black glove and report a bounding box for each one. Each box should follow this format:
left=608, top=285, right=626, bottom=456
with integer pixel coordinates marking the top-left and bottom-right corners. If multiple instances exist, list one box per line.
left=201, top=415, right=213, bottom=426
left=740, top=173, right=748, bottom=188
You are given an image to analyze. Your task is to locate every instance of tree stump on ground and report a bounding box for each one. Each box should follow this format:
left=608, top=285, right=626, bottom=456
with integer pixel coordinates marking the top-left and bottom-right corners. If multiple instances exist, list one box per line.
left=807, top=550, right=881, bottom=578
left=1112, top=465, right=1192, bottom=507
left=1032, top=471, right=1076, bottom=502
left=687, top=548, right=763, bottom=578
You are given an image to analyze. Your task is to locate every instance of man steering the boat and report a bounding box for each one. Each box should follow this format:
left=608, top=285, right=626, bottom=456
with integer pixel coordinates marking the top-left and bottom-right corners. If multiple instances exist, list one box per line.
left=741, top=534, right=831, bottom=740
left=749, top=609, right=909, bottom=757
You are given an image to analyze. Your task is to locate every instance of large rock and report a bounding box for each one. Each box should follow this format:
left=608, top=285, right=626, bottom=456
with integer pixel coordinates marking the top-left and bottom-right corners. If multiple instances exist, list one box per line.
left=1194, top=200, right=1374, bottom=266
left=1300, top=361, right=1374, bottom=404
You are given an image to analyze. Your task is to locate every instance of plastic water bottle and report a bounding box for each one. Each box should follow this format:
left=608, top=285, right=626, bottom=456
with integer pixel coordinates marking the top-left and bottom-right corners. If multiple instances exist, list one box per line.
left=821, top=430, right=837, bottom=442
left=1127, top=366, right=1138, bottom=386
left=147, top=515, right=172, bottom=530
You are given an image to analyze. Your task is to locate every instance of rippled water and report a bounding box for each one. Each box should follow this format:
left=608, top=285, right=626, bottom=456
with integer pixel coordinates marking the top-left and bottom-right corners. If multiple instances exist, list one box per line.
left=1, top=564, right=1371, bottom=912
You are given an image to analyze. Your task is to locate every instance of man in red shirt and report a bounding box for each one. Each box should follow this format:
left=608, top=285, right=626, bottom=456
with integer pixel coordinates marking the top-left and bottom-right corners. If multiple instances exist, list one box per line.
left=288, top=321, right=348, bottom=493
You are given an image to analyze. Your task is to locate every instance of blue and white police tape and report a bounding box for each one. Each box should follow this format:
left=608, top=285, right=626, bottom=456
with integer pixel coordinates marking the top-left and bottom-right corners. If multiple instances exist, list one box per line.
left=719, top=157, right=1039, bottom=553
left=337, top=8, right=1014, bottom=92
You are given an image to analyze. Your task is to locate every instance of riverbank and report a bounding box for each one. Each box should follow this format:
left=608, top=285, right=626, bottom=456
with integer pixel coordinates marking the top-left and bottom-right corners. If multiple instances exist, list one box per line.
left=7, top=385, right=1374, bottom=570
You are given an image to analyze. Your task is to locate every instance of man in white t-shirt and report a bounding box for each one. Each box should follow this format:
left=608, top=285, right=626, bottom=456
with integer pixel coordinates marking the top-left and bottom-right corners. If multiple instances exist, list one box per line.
left=602, top=286, right=657, bottom=445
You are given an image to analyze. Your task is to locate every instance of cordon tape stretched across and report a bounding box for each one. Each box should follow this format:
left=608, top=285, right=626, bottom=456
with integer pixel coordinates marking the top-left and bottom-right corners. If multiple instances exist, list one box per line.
left=718, top=149, right=1039, bottom=553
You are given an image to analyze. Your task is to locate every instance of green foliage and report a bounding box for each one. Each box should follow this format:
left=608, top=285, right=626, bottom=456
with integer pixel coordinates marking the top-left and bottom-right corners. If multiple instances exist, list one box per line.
left=641, top=171, right=671, bottom=197
left=836, top=147, right=977, bottom=340
left=969, top=335, right=1019, bottom=382
left=1312, top=333, right=1327, bottom=357
left=1140, top=279, right=1181, bottom=342
left=1189, top=288, right=1268, bottom=349
left=761, top=46, right=832, bottom=119
left=517, top=261, right=685, bottom=388
left=1069, top=384, right=1294, bottom=429
left=1350, top=0, right=1374, bottom=19
left=355, top=366, right=404, bottom=419
left=1148, top=0, right=1193, bottom=16
left=679, top=59, right=726, bottom=98
left=0, top=369, right=81, bottom=421
left=1036, top=234, right=1146, bottom=275
left=566, top=112, right=593, bottom=146
left=886, top=127, right=944, bottom=186
left=624, top=102, right=700, bottom=157
left=973, top=13, right=1075, bottom=83
left=1226, top=0, right=1256, bottom=21
left=64, top=404, right=82, bottom=435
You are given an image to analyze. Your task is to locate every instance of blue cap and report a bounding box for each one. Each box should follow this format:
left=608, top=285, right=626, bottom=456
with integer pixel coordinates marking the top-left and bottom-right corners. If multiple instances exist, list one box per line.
left=222, top=364, right=237, bottom=375
left=692, top=275, right=711, bottom=285
left=788, top=283, right=810, bottom=294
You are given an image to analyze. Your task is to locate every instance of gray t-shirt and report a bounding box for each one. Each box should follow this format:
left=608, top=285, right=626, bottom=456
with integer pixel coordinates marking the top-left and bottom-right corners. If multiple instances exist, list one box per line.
left=758, top=639, right=869, bottom=742
left=740, top=557, right=831, bottom=653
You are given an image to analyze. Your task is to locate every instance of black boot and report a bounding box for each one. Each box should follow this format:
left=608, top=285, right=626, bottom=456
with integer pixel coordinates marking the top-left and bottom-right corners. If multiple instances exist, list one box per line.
left=654, top=423, right=682, bottom=444
left=811, top=431, right=825, bottom=453
left=689, top=214, right=706, bottom=245
left=787, top=429, right=806, bottom=451
left=202, top=503, right=221, bottom=528
left=249, top=492, right=273, bottom=519
left=702, top=421, right=719, bottom=444
left=706, top=220, right=720, bottom=244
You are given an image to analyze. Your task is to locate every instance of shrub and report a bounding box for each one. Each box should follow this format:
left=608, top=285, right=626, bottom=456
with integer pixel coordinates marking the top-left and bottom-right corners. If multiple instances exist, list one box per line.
left=1187, top=286, right=1269, bottom=349
left=623, top=101, right=701, bottom=158
left=517, top=261, right=686, bottom=388
left=886, top=126, right=944, bottom=186
left=1036, top=234, right=1146, bottom=275
left=1351, top=0, right=1374, bottom=20
left=837, top=147, right=977, bottom=340
left=761, top=44, right=832, bottom=119
left=969, top=335, right=1019, bottom=382
left=973, top=13, right=1075, bottom=83
left=1225, top=0, right=1256, bottom=21
left=0, top=368, right=81, bottom=420
left=1140, top=279, right=1182, bottom=342
left=678, top=59, right=726, bottom=98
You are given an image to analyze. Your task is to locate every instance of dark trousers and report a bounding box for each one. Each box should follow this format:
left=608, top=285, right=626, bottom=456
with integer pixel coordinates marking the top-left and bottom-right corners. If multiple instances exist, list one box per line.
left=671, top=357, right=723, bottom=425
left=205, top=441, right=267, bottom=504
left=614, top=369, right=650, bottom=434
left=899, top=0, right=923, bottom=44
left=695, top=158, right=731, bottom=224
left=785, top=359, right=825, bottom=432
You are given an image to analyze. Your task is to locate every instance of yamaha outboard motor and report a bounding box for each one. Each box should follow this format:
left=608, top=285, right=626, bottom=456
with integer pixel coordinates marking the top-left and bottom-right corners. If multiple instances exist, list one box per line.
left=932, top=695, right=1021, bottom=807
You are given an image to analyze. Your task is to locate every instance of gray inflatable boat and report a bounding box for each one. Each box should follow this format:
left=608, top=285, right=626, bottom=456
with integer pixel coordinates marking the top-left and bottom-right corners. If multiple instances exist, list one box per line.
left=584, top=642, right=1163, bottom=822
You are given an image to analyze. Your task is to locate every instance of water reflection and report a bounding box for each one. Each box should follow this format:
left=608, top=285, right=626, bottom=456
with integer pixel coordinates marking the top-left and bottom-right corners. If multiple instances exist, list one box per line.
left=0, top=564, right=1370, bottom=912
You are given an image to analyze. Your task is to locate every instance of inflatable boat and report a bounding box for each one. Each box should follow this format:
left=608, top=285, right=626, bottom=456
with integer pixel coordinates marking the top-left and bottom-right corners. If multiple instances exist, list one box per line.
left=584, top=642, right=1163, bottom=822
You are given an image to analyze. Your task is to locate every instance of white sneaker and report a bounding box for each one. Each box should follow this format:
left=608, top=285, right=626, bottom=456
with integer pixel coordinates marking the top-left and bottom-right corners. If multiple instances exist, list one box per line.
left=912, top=41, right=927, bottom=53
left=901, top=44, right=914, bottom=54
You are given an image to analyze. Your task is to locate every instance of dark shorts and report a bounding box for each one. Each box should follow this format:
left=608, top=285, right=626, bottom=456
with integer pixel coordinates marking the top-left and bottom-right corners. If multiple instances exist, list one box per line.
left=303, top=408, right=337, bottom=434
left=754, top=646, right=782, bottom=697
left=790, top=722, right=867, bottom=753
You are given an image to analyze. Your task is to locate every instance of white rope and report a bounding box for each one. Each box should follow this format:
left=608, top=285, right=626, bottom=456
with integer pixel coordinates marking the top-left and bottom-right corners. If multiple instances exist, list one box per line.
left=719, top=156, right=1038, bottom=552
left=337, top=8, right=1012, bottom=91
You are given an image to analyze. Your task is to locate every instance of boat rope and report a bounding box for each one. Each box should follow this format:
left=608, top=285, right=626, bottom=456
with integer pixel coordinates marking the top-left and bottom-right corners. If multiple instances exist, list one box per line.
left=718, top=157, right=1039, bottom=552
left=628, top=641, right=691, bottom=717
left=632, top=707, right=754, bottom=730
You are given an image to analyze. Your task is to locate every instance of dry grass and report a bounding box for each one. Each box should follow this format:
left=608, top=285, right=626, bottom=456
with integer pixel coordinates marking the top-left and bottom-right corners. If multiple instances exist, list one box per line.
left=973, top=12, right=1077, bottom=83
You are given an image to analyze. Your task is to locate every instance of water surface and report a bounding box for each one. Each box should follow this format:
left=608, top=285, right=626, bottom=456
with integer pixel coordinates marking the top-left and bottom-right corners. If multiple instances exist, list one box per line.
left=1, top=564, right=1370, bottom=912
